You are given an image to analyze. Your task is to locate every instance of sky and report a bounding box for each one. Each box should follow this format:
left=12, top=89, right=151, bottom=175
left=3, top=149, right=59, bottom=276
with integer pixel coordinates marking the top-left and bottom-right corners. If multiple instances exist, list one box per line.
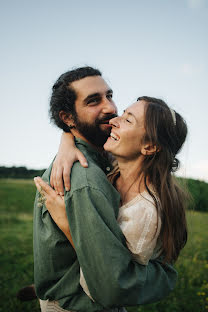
left=0, top=0, right=208, bottom=182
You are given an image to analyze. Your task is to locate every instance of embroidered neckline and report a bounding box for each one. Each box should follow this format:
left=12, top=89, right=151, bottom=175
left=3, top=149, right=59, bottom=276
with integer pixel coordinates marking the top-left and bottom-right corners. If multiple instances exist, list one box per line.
left=120, top=189, right=154, bottom=209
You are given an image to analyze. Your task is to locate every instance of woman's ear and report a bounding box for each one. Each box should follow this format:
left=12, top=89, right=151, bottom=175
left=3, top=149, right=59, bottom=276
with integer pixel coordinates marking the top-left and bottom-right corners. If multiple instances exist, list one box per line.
left=141, top=143, right=160, bottom=156
left=59, top=111, right=75, bottom=128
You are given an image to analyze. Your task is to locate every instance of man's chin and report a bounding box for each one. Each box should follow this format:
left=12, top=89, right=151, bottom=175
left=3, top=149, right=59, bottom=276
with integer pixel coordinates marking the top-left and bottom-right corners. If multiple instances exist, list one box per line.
left=75, top=121, right=110, bottom=147
left=92, top=132, right=110, bottom=147
left=99, top=123, right=112, bottom=134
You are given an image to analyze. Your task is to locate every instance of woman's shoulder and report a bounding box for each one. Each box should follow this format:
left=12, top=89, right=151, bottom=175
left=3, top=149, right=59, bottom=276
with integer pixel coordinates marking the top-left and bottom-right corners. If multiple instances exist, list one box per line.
left=119, top=188, right=161, bottom=224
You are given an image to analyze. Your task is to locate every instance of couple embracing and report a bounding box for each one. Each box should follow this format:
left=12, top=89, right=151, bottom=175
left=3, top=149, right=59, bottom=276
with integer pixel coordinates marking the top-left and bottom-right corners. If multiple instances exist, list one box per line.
left=33, top=66, right=188, bottom=312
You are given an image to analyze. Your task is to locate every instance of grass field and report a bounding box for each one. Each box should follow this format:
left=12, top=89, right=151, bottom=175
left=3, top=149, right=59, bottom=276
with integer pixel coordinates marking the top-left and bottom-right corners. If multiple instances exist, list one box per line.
left=0, top=179, right=208, bottom=312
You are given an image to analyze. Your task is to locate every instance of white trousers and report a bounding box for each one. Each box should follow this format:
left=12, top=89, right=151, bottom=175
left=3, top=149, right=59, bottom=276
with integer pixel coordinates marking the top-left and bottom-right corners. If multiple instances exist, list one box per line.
left=39, top=299, right=127, bottom=312
left=39, top=299, right=74, bottom=312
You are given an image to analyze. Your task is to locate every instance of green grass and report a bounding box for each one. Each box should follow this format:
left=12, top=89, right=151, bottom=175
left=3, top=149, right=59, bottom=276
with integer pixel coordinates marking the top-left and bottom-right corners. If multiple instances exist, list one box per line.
left=0, top=179, right=208, bottom=312
left=0, top=179, right=39, bottom=312
left=127, top=210, right=208, bottom=312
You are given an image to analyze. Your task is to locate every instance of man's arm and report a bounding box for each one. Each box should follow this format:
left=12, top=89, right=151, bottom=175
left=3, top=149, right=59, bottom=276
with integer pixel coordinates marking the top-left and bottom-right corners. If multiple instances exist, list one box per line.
left=66, top=186, right=177, bottom=308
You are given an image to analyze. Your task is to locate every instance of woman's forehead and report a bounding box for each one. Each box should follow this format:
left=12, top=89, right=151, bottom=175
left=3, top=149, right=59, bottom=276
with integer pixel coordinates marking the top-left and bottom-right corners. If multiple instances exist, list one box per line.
left=126, top=100, right=146, bottom=119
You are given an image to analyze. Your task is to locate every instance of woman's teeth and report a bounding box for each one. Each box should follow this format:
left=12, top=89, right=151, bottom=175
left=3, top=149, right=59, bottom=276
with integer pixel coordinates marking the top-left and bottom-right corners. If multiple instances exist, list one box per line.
left=110, top=133, right=119, bottom=141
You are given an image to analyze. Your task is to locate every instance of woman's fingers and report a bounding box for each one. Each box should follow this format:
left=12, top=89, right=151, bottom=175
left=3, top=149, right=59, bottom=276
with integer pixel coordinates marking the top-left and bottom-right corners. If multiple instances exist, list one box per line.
left=34, top=177, right=56, bottom=197
left=77, top=150, right=88, bottom=168
left=63, top=165, right=71, bottom=192
left=50, top=149, right=88, bottom=195
left=62, top=150, right=88, bottom=191
left=34, top=177, right=45, bottom=194
left=50, top=158, right=64, bottom=194
left=50, top=164, right=56, bottom=189
left=54, top=166, right=65, bottom=195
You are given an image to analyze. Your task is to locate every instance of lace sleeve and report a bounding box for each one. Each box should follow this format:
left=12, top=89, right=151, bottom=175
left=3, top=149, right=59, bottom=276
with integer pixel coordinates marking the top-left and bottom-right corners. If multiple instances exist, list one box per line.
left=118, top=197, right=161, bottom=265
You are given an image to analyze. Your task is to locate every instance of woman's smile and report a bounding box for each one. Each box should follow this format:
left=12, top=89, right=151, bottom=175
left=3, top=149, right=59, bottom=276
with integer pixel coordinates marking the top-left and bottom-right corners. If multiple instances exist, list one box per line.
left=110, top=131, right=120, bottom=141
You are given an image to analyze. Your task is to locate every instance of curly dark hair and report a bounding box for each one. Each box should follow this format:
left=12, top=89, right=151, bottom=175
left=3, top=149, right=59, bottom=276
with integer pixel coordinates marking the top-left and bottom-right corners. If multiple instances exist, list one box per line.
left=49, top=66, right=102, bottom=132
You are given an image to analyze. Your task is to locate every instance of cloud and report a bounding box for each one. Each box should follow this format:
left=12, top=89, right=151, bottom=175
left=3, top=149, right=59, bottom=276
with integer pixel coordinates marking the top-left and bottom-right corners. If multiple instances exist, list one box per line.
left=178, top=159, right=208, bottom=182
left=180, top=63, right=204, bottom=77
left=181, top=63, right=195, bottom=76
left=186, top=0, right=207, bottom=9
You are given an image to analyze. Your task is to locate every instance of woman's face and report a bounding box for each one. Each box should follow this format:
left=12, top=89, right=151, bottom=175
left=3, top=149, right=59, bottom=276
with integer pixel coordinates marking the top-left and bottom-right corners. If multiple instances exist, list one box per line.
left=104, top=100, right=146, bottom=159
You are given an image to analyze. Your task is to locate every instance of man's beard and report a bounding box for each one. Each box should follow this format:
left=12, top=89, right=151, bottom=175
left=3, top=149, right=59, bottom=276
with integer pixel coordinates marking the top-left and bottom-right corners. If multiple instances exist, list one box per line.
left=74, top=114, right=117, bottom=147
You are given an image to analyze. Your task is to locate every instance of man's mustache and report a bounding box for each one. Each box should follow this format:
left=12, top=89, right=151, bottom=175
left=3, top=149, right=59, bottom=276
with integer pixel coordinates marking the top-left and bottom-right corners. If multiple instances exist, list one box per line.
left=98, top=114, right=118, bottom=124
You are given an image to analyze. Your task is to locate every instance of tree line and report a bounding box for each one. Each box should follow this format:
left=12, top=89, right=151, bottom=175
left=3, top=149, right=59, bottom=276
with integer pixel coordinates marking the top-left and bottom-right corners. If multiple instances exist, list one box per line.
left=0, top=166, right=45, bottom=179
left=0, top=166, right=208, bottom=212
left=184, top=178, right=208, bottom=212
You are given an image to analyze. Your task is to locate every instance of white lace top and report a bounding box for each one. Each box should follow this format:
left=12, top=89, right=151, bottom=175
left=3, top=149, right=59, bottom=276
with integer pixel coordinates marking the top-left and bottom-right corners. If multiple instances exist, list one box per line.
left=80, top=189, right=162, bottom=299
left=117, top=190, right=162, bottom=264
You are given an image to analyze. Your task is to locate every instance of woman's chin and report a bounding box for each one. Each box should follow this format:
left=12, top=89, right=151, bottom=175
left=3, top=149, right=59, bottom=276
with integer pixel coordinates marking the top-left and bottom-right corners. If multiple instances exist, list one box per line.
left=103, top=138, right=114, bottom=152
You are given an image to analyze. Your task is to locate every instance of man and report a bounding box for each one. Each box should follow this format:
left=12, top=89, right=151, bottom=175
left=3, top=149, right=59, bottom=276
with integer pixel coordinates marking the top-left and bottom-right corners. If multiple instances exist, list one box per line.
left=33, top=66, right=177, bottom=312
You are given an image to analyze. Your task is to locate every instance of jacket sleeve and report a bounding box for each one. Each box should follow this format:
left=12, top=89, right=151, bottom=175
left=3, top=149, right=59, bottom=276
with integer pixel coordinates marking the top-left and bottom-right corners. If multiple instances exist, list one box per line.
left=65, top=186, right=177, bottom=308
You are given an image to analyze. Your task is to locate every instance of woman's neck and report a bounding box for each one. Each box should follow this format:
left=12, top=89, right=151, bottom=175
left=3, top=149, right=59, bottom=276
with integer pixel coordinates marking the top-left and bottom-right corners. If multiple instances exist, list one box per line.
left=115, top=156, right=146, bottom=205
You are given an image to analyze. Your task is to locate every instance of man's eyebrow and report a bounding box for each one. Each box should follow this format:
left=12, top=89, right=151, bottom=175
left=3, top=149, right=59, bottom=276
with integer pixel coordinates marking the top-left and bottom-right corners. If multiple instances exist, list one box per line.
left=84, top=93, right=100, bottom=103
left=106, top=89, right=113, bottom=94
left=84, top=89, right=113, bottom=103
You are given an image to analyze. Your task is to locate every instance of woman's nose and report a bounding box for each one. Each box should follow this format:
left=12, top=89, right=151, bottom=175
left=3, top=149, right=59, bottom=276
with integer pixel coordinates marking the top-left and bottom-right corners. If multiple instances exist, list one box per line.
left=109, top=116, right=120, bottom=127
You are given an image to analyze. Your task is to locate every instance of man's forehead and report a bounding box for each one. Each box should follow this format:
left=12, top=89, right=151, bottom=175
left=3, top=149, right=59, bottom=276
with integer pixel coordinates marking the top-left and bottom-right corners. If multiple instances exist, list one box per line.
left=71, top=76, right=111, bottom=99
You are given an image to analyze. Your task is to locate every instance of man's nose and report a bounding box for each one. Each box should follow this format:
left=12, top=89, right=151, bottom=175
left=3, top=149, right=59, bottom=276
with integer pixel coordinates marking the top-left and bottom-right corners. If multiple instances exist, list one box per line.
left=102, top=98, right=117, bottom=114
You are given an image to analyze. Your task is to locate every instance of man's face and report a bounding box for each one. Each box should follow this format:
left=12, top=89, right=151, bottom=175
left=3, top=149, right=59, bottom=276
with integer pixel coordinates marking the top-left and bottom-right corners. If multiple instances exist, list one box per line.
left=71, top=76, right=117, bottom=147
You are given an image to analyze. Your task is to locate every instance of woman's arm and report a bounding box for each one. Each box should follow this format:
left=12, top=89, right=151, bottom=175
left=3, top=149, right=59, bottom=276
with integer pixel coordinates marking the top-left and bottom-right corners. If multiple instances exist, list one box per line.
left=34, top=176, right=75, bottom=249
left=50, top=132, right=88, bottom=195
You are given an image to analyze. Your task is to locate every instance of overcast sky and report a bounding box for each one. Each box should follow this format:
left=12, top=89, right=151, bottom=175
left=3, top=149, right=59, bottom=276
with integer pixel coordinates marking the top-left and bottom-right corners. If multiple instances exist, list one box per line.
left=0, top=0, right=208, bottom=182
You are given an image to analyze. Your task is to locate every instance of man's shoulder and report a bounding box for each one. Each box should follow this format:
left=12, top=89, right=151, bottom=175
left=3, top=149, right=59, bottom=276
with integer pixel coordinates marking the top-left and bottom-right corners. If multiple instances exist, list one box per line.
left=39, top=157, right=108, bottom=191
left=70, top=159, right=110, bottom=192
left=41, top=162, right=53, bottom=183
left=66, top=160, right=120, bottom=218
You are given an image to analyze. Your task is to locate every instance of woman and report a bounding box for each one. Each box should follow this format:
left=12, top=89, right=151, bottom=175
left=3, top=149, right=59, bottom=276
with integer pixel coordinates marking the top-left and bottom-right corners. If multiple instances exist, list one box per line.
left=35, top=96, right=188, bottom=300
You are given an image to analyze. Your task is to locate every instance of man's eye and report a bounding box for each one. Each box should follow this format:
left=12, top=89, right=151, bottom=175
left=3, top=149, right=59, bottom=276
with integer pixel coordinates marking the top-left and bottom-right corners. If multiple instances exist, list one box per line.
left=107, top=93, right=113, bottom=100
left=126, top=119, right=131, bottom=123
left=88, top=98, right=99, bottom=105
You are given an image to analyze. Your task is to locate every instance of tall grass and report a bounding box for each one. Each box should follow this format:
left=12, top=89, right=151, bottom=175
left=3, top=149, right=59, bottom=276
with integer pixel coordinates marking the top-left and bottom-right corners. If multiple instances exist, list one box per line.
left=0, top=179, right=39, bottom=311
left=0, top=179, right=208, bottom=312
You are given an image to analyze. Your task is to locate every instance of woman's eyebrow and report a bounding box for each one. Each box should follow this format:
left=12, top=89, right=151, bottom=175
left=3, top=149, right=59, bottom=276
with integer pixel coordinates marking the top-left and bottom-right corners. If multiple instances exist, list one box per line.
left=123, top=110, right=138, bottom=121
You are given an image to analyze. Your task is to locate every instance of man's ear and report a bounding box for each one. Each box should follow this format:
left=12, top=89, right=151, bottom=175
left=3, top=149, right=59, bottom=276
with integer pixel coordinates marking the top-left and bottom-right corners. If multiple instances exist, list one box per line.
left=59, top=111, right=75, bottom=128
left=141, top=143, right=160, bottom=156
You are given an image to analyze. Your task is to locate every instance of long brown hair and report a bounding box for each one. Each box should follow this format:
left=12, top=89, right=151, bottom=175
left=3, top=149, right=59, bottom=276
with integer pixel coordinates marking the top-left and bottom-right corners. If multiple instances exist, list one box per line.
left=137, top=96, right=188, bottom=263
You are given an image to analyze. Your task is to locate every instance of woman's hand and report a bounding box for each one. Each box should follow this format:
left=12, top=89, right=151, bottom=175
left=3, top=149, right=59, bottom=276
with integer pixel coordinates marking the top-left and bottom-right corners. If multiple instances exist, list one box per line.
left=34, top=176, right=75, bottom=248
left=50, top=132, right=88, bottom=195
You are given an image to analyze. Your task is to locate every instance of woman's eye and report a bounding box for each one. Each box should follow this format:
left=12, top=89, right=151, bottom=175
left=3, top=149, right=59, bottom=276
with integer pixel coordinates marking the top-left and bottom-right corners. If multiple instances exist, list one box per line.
left=126, top=119, right=131, bottom=123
